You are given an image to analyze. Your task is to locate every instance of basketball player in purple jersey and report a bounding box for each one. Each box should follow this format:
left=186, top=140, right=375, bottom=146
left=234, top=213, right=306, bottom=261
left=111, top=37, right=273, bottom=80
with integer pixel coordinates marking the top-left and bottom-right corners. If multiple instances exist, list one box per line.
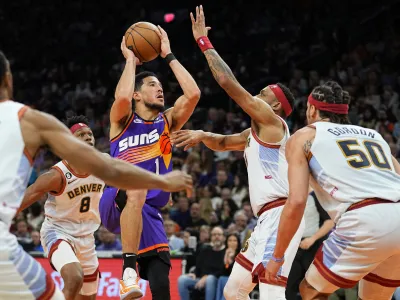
left=99, top=28, right=200, bottom=300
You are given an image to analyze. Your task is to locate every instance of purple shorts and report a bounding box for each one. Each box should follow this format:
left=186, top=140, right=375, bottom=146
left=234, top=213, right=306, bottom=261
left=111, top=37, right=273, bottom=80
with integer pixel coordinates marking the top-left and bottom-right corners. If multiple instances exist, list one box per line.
left=99, top=187, right=169, bottom=253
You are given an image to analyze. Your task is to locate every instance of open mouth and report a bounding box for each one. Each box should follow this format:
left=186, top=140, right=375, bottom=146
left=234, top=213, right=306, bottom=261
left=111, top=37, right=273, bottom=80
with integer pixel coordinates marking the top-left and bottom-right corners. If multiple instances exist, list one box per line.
left=156, top=94, right=164, bottom=100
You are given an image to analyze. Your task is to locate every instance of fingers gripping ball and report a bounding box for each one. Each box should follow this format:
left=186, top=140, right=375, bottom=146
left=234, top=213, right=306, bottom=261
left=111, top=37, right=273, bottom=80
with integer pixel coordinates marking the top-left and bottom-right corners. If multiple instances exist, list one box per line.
left=160, top=133, right=172, bottom=155
left=124, top=22, right=161, bottom=62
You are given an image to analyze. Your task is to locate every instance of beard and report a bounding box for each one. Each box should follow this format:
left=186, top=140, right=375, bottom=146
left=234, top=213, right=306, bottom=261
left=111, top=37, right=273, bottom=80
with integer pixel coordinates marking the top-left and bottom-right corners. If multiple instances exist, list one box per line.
left=144, top=100, right=164, bottom=112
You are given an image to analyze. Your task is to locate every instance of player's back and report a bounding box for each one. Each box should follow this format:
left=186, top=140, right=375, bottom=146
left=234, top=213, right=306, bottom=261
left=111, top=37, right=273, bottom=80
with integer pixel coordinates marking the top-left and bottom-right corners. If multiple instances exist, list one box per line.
left=43, top=160, right=104, bottom=236
left=310, top=121, right=400, bottom=221
left=244, top=117, right=290, bottom=215
left=109, top=112, right=172, bottom=207
left=0, top=100, right=32, bottom=233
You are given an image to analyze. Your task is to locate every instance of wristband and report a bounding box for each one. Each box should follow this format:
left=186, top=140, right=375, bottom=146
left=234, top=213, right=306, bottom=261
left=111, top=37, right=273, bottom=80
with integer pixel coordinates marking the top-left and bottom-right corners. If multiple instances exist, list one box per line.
left=196, top=36, right=214, bottom=52
left=271, top=255, right=285, bottom=263
left=164, top=53, right=176, bottom=64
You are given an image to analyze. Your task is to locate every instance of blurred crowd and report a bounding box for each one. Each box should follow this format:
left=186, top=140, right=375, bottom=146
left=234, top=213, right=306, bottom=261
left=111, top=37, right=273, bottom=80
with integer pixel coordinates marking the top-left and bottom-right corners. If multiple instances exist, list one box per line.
left=3, top=0, right=400, bottom=299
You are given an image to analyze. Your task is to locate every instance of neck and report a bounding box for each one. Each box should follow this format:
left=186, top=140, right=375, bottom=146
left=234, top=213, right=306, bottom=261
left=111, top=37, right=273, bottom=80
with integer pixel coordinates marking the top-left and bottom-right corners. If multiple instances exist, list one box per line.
left=0, top=90, right=9, bottom=101
left=135, top=106, right=160, bottom=121
left=212, top=244, right=225, bottom=251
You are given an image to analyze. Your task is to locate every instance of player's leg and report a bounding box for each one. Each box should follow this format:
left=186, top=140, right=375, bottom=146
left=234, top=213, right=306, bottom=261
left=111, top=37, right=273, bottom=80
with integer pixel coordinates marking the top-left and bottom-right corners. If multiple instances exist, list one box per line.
left=118, top=189, right=147, bottom=299
left=0, top=241, right=63, bottom=300
left=74, top=234, right=99, bottom=300
left=357, top=253, right=400, bottom=300
left=258, top=218, right=304, bottom=299
left=50, top=240, right=84, bottom=299
left=301, top=204, right=400, bottom=300
left=142, top=255, right=171, bottom=300
left=223, top=235, right=257, bottom=300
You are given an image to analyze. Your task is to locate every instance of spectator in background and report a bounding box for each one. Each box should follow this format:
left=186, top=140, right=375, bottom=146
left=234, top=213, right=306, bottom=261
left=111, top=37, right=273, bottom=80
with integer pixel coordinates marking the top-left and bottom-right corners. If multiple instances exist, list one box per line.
left=186, top=203, right=208, bottom=233
left=178, top=226, right=226, bottom=300
left=219, top=199, right=238, bottom=229
left=31, top=230, right=44, bottom=252
left=286, top=191, right=335, bottom=300
left=231, top=174, right=248, bottom=208
left=164, top=220, right=184, bottom=251
left=96, top=226, right=122, bottom=251
left=14, top=219, right=33, bottom=251
left=216, top=233, right=241, bottom=300
left=171, top=195, right=191, bottom=230
left=212, top=170, right=232, bottom=195
left=198, top=225, right=211, bottom=246
left=199, top=186, right=214, bottom=224
left=241, top=201, right=257, bottom=231
left=227, top=210, right=252, bottom=245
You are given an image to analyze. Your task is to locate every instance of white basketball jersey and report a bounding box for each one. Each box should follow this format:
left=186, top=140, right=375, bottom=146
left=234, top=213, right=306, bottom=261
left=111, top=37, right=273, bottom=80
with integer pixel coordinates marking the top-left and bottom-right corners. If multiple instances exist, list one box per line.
left=244, top=117, right=290, bottom=215
left=309, top=121, right=400, bottom=222
left=43, top=161, right=104, bottom=236
left=0, top=101, right=32, bottom=231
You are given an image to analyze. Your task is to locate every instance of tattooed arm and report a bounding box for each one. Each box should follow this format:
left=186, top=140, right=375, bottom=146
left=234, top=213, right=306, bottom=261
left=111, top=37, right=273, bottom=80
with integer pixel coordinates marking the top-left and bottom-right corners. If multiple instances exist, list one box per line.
left=203, top=49, right=275, bottom=125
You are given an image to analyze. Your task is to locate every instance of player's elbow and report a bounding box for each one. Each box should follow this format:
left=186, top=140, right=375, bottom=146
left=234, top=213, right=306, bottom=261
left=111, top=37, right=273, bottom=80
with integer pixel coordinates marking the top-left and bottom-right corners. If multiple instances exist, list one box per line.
left=187, top=88, right=201, bottom=102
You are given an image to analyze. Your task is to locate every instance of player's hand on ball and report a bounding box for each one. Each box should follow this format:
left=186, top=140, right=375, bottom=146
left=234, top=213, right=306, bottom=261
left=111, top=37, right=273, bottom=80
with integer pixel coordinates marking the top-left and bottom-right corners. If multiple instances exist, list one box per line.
left=155, top=25, right=171, bottom=58
left=190, top=5, right=211, bottom=41
left=121, top=37, right=141, bottom=65
left=170, top=130, right=205, bottom=151
left=162, top=171, right=193, bottom=195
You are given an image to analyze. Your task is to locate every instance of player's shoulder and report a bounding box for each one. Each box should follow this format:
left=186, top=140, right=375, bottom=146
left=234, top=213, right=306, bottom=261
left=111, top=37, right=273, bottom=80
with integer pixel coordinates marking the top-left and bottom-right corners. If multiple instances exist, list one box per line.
left=291, top=125, right=316, bottom=141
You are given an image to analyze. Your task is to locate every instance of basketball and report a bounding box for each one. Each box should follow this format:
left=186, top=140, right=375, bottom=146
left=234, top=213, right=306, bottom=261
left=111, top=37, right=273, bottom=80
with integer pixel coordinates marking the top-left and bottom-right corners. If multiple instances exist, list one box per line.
left=125, top=22, right=161, bottom=62
left=160, top=133, right=172, bottom=155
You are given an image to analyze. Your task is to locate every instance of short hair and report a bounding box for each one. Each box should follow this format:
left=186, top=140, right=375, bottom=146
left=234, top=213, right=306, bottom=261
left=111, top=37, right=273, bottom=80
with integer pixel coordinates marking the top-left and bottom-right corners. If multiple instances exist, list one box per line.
left=310, top=81, right=351, bottom=124
left=0, top=51, right=8, bottom=84
left=64, top=115, right=90, bottom=128
left=134, top=71, right=157, bottom=91
left=276, top=82, right=295, bottom=115
left=234, top=210, right=248, bottom=222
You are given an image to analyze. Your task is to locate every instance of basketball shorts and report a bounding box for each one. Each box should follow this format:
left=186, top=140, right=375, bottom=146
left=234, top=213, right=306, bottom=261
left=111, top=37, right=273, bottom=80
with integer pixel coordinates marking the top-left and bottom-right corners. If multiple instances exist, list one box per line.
left=235, top=203, right=304, bottom=286
left=99, top=188, right=170, bottom=256
left=41, top=220, right=99, bottom=296
left=306, top=201, right=400, bottom=300
left=0, top=226, right=61, bottom=299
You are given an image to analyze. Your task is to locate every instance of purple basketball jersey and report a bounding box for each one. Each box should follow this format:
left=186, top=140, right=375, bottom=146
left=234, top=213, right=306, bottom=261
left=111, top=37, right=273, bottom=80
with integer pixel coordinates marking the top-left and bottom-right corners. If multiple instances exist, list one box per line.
left=110, top=112, right=172, bottom=207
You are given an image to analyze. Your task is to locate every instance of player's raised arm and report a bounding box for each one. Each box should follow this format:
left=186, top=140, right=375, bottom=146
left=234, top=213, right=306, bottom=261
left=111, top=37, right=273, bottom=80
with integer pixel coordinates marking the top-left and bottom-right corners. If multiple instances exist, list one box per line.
left=171, top=128, right=250, bottom=152
left=155, top=26, right=201, bottom=132
left=190, top=6, right=276, bottom=125
left=23, top=108, right=192, bottom=192
left=17, top=169, right=63, bottom=213
left=110, top=37, right=141, bottom=125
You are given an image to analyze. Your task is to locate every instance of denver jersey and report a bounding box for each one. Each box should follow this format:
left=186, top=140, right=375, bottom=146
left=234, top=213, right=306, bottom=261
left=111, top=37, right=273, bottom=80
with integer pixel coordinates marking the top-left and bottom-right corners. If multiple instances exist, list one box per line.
left=309, top=122, right=400, bottom=222
left=110, top=112, right=172, bottom=207
left=0, top=101, right=33, bottom=230
left=43, top=160, right=104, bottom=236
left=244, top=117, right=290, bottom=216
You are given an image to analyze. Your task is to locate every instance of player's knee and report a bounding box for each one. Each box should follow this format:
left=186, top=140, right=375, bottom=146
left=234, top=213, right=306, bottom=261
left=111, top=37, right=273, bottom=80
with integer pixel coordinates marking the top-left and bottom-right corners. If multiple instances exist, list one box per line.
left=223, top=281, right=236, bottom=300
left=126, top=190, right=146, bottom=209
left=61, top=263, right=84, bottom=297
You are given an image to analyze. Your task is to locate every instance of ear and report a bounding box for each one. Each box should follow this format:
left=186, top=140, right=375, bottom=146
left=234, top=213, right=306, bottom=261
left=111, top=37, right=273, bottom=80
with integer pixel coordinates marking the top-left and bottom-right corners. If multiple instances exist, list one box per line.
left=133, top=91, right=140, bottom=101
left=271, top=100, right=281, bottom=111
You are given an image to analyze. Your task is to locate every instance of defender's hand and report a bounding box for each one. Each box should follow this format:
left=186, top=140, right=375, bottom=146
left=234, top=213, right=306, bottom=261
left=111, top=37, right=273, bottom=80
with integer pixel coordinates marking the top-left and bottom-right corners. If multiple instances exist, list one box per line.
left=170, top=130, right=205, bottom=151
left=190, top=5, right=211, bottom=41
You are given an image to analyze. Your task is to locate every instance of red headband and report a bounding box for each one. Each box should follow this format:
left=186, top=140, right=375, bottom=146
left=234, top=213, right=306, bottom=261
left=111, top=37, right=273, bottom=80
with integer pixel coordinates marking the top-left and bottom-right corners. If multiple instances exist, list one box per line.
left=268, top=84, right=292, bottom=117
left=308, top=95, right=349, bottom=114
left=70, top=123, right=89, bottom=134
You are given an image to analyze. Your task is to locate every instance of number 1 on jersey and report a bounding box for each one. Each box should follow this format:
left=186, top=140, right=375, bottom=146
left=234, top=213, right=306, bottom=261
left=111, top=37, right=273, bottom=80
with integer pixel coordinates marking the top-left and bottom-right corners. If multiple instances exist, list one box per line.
left=155, top=157, right=160, bottom=175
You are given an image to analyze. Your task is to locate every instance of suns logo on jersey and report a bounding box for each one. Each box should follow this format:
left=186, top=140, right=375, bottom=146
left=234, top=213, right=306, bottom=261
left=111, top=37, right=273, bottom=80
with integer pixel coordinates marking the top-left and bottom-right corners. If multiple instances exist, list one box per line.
left=119, top=129, right=160, bottom=152
left=241, top=240, right=249, bottom=253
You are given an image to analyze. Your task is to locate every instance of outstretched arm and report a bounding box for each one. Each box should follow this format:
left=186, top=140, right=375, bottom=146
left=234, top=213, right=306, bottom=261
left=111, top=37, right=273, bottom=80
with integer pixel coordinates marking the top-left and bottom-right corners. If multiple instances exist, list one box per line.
left=110, top=37, right=140, bottom=126
left=190, top=6, right=276, bottom=125
left=23, top=108, right=192, bottom=193
left=171, top=128, right=250, bottom=152
left=156, top=26, right=201, bottom=132
left=18, top=169, right=63, bottom=213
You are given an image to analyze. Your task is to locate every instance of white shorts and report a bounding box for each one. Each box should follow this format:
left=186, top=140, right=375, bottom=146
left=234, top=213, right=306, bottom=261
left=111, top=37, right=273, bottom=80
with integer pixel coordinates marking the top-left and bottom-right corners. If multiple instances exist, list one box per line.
left=41, top=221, right=99, bottom=296
left=0, top=227, right=58, bottom=299
left=235, top=202, right=304, bottom=286
left=306, top=201, right=400, bottom=300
